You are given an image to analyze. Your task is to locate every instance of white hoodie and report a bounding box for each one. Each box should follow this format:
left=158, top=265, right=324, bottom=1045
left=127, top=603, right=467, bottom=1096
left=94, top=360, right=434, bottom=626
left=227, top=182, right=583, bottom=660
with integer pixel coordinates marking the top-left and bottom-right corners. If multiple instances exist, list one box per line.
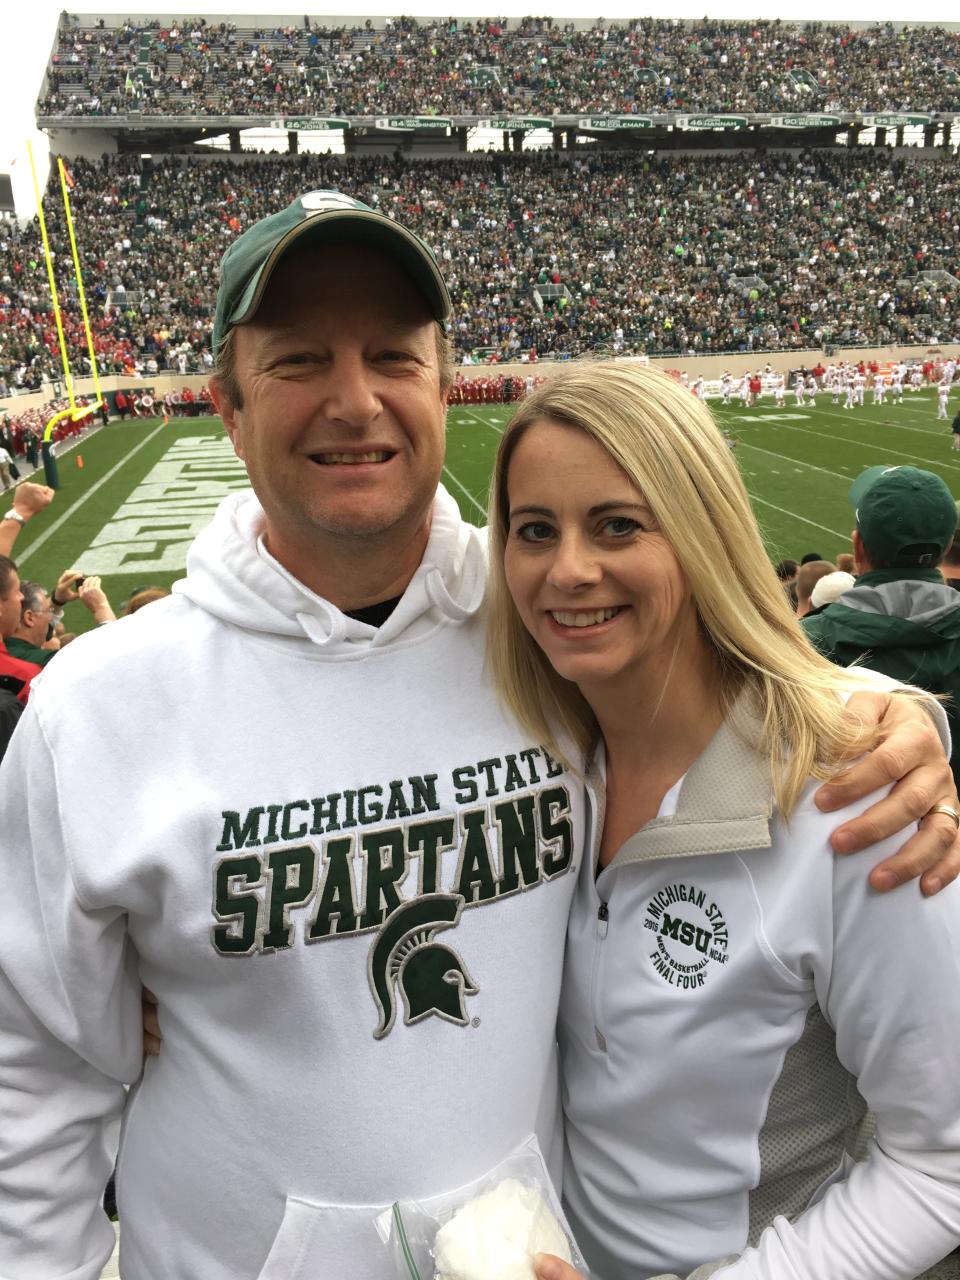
left=0, top=487, right=583, bottom=1280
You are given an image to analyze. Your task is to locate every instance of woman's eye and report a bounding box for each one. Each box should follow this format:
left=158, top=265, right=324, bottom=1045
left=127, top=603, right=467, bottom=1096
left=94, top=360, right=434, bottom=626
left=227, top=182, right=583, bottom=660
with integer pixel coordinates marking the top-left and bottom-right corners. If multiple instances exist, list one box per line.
left=602, top=516, right=642, bottom=537
left=515, top=521, right=554, bottom=543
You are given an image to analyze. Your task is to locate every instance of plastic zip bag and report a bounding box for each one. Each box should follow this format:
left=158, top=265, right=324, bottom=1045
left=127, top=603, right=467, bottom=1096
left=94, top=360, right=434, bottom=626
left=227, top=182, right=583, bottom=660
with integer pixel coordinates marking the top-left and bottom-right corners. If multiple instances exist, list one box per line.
left=374, top=1133, right=588, bottom=1280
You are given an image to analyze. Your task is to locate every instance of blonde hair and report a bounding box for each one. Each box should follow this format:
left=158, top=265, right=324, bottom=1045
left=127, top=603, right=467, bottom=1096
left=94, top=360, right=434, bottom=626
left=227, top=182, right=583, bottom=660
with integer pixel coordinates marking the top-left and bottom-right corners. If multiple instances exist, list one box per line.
left=486, top=362, right=884, bottom=819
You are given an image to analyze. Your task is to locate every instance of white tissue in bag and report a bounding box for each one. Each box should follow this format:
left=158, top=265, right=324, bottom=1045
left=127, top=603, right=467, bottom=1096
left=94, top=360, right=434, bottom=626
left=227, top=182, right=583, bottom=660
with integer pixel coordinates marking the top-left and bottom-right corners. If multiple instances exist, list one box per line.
left=433, top=1177, right=573, bottom=1280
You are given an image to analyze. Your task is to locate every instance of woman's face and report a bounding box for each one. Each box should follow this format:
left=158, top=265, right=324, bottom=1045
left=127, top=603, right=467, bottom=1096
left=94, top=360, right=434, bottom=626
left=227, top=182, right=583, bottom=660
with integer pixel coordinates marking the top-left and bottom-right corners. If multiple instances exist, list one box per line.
left=503, top=418, right=700, bottom=698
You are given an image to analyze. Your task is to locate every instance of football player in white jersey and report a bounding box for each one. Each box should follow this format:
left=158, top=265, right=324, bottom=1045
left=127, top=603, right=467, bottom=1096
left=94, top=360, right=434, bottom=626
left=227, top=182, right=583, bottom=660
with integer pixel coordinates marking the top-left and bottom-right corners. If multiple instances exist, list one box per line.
left=843, top=368, right=856, bottom=409
left=938, top=377, right=951, bottom=421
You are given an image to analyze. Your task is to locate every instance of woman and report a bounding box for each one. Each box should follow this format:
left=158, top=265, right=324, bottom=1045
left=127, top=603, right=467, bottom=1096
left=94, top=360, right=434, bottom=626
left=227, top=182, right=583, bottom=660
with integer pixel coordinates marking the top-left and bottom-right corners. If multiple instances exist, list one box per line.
left=485, top=364, right=960, bottom=1280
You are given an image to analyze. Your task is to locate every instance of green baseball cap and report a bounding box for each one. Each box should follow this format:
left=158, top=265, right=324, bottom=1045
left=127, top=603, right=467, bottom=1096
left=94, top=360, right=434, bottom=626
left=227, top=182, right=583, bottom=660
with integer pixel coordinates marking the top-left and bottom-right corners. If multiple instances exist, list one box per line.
left=212, top=190, right=451, bottom=356
left=849, top=465, right=957, bottom=567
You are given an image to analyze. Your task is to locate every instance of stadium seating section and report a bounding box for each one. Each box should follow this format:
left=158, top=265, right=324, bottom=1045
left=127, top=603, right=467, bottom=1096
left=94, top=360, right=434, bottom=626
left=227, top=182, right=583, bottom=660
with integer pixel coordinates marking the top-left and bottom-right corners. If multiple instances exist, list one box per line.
left=2, top=148, right=959, bottom=391
left=3, top=17, right=957, bottom=392
left=37, top=16, right=960, bottom=117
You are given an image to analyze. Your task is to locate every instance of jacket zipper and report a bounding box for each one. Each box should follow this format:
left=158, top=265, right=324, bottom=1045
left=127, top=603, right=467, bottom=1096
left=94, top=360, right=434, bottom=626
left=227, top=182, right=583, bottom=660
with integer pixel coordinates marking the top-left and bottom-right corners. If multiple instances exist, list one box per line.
left=592, top=900, right=609, bottom=1053
left=585, top=765, right=610, bottom=1053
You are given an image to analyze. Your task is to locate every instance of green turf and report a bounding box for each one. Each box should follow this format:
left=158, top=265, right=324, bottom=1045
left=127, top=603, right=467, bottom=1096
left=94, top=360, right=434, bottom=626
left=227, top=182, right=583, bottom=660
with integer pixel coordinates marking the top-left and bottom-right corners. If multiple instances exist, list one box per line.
left=10, top=390, right=958, bottom=634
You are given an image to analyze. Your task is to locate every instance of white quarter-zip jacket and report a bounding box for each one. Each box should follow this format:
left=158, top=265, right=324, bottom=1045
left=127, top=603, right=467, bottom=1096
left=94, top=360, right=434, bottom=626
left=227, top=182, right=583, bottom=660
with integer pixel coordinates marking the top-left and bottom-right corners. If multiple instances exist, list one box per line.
left=0, top=487, right=583, bottom=1280
left=560, top=709, right=960, bottom=1280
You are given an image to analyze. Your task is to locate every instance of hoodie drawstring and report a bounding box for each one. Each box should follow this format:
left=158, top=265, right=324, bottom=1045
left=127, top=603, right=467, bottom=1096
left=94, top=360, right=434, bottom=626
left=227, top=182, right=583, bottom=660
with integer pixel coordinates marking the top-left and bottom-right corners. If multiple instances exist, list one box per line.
left=425, top=563, right=485, bottom=622
left=296, top=605, right=347, bottom=647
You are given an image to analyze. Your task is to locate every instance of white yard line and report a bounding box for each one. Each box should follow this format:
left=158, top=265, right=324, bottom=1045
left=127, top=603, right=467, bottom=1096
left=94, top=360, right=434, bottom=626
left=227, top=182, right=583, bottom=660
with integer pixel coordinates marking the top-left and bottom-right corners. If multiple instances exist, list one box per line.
left=737, top=442, right=852, bottom=482
left=441, top=464, right=486, bottom=518
left=16, top=422, right=169, bottom=566
left=748, top=494, right=850, bottom=540
left=813, top=402, right=953, bottom=439
left=461, top=409, right=505, bottom=435
left=745, top=415, right=960, bottom=475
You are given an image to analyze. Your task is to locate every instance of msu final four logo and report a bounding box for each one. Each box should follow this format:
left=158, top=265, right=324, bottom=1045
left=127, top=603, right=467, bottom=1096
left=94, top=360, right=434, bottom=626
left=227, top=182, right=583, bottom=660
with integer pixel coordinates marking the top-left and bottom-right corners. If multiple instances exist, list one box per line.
left=643, top=881, right=729, bottom=990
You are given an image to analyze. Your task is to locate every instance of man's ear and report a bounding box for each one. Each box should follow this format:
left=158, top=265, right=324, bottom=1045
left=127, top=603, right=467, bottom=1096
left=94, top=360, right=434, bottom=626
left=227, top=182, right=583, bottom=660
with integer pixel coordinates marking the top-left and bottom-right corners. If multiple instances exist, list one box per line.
left=852, top=529, right=867, bottom=573
left=209, top=376, right=245, bottom=461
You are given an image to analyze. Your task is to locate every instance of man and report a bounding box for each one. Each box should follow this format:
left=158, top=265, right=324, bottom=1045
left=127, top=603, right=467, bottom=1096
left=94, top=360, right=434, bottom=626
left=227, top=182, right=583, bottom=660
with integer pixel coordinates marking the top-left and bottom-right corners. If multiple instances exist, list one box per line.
left=0, top=191, right=582, bottom=1280
left=0, top=193, right=956, bottom=1280
left=807, top=569, right=856, bottom=617
left=12, top=572, right=116, bottom=653
left=0, top=557, right=41, bottom=703
left=794, top=558, right=836, bottom=619
left=0, top=440, right=14, bottom=490
left=0, top=681, right=22, bottom=762
left=843, top=364, right=856, bottom=409
left=3, top=580, right=60, bottom=668
left=804, top=465, right=960, bottom=786
left=937, top=376, right=950, bottom=421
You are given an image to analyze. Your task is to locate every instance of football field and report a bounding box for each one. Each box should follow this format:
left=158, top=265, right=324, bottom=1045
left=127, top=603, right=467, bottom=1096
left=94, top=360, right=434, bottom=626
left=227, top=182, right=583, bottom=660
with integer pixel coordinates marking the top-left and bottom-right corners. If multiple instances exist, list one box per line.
left=10, top=388, right=959, bottom=635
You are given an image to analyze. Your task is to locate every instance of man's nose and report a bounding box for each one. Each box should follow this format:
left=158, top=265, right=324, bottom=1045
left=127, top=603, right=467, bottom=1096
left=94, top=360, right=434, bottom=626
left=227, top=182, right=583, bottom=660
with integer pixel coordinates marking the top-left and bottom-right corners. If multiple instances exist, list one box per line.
left=324, top=353, right=381, bottom=427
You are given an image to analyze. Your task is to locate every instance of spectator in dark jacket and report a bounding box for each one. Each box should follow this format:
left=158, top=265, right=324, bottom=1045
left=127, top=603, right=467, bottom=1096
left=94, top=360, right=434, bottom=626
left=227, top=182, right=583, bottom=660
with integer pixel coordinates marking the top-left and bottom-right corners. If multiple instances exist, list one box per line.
left=804, top=466, right=960, bottom=786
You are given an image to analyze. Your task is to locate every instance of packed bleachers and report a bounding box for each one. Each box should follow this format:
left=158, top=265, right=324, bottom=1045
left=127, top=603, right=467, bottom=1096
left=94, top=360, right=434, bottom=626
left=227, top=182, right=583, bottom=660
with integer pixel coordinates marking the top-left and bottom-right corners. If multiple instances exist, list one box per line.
left=37, top=15, right=960, bottom=119
left=2, top=148, right=959, bottom=391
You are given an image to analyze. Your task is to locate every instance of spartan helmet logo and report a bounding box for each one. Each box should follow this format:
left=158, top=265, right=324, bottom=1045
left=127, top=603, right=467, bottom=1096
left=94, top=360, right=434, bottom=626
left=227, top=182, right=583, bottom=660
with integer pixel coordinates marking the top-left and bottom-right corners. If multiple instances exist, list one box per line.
left=368, top=893, right=478, bottom=1040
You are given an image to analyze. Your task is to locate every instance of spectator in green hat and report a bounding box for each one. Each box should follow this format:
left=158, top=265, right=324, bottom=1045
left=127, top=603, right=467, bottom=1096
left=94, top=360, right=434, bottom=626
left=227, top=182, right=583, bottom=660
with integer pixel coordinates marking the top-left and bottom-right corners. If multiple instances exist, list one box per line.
left=805, top=465, right=960, bottom=785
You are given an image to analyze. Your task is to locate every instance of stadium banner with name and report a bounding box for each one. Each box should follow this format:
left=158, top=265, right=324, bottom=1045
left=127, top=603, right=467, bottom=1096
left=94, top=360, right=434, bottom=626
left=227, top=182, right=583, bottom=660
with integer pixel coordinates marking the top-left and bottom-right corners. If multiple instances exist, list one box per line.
left=577, top=116, right=654, bottom=130
left=276, top=117, right=350, bottom=131
left=477, top=117, right=553, bottom=131
left=374, top=116, right=454, bottom=131
left=675, top=115, right=748, bottom=131
left=861, top=113, right=932, bottom=127
left=770, top=114, right=842, bottom=129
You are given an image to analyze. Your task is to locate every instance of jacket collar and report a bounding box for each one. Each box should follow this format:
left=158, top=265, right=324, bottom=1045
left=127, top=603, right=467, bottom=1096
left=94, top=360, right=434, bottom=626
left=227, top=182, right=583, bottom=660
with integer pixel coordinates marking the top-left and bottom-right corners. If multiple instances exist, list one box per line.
left=595, top=697, right=774, bottom=867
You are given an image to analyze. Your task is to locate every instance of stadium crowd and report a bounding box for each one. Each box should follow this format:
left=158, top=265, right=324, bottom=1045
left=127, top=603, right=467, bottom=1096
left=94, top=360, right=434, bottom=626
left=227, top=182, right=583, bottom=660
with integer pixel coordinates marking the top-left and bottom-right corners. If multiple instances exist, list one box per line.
left=38, top=15, right=960, bottom=118
left=0, top=478, right=171, bottom=756
left=2, top=148, right=959, bottom=390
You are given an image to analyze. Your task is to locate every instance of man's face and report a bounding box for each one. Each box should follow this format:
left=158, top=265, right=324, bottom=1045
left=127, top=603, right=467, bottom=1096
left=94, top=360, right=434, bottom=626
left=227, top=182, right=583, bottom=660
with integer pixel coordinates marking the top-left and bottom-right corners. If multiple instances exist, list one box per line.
left=18, top=589, right=54, bottom=646
left=213, top=244, right=447, bottom=572
left=0, top=571, right=23, bottom=639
